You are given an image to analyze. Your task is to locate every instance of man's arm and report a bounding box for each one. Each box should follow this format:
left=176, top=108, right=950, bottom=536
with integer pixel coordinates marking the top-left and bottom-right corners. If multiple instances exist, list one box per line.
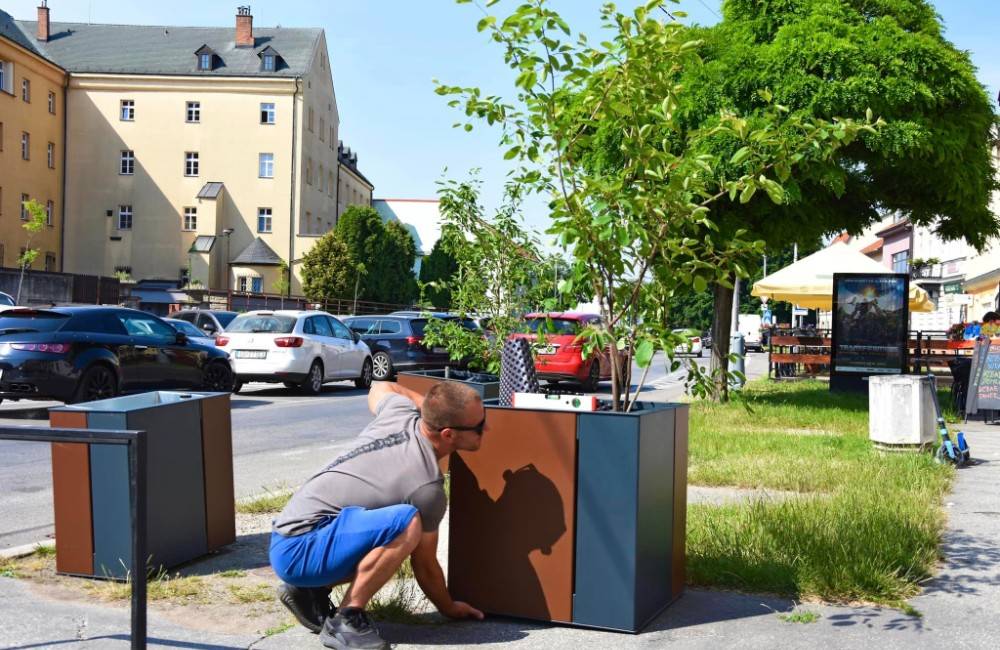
left=410, top=530, right=484, bottom=620
left=367, top=380, right=425, bottom=415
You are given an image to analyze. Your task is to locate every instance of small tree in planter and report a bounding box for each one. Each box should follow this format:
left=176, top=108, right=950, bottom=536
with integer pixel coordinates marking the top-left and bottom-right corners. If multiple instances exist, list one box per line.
left=422, top=175, right=572, bottom=375
left=437, top=0, right=878, bottom=409
left=16, top=199, right=48, bottom=304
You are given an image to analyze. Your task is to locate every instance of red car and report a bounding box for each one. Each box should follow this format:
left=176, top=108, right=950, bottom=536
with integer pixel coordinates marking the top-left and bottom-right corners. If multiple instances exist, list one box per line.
left=510, top=312, right=612, bottom=391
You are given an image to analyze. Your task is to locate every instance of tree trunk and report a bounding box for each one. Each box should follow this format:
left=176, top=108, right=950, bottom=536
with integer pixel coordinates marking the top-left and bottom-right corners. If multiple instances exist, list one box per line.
left=710, top=277, right=735, bottom=402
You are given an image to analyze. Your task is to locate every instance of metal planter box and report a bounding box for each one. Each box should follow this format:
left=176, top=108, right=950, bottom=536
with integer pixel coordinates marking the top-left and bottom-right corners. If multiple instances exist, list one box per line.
left=49, top=391, right=235, bottom=579
left=448, top=402, right=688, bottom=633
left=397, top=369, right=501, bottom=401
left=868, top=375, right=936, bottom=449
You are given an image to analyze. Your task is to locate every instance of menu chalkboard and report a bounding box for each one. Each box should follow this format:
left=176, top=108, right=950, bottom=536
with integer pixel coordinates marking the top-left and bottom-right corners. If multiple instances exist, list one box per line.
left=966, top=338, right=1000, bottom=414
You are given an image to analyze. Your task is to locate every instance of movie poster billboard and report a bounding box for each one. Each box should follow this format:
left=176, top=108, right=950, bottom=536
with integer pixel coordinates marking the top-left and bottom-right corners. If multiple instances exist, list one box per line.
left=831, top=273, right=909, bottom=378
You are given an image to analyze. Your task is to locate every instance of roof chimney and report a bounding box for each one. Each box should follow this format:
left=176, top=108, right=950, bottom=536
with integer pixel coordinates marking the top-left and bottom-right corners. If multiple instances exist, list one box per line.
left=36, top=1, right=50, bottom=42
left=235, top=6, right=253, bottom=48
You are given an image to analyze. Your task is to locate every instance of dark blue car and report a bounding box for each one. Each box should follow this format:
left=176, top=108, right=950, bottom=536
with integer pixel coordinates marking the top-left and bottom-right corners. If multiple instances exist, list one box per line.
left=343, top=314, right=478, bottom=381
left=0, top=306, right=235, bottom=404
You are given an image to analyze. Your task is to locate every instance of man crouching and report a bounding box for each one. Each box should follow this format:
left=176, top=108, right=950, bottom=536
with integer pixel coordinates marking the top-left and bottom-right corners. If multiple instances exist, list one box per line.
left=269, top=380, right=485, bottom=649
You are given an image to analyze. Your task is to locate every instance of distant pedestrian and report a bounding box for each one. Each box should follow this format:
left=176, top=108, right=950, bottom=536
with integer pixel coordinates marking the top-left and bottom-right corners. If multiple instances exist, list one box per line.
left=269, top=380, right=485, bottom=649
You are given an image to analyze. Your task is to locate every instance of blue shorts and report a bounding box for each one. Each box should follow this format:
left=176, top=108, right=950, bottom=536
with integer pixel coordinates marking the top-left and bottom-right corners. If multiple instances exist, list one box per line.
left=269, top=505, right=418, bottom=588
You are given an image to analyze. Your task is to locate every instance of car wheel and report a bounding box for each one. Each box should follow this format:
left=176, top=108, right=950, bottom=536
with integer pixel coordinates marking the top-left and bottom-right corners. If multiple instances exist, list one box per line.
left=203, top=361, right=235, bottom=392
left=300, top=360, right=324, bottom=395
left=355, top=358, right=373, bottom=389
left=698, top=348, right=703, bottom=358
left=72, top=365, right=118, bottom=404
left=371, top=351, right=393, bottom=381
left=582, top=360, right=601, bottom=392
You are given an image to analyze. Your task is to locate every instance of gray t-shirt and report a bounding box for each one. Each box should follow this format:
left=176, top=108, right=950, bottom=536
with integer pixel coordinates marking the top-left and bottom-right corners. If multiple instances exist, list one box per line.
left=272, top=394, right=446, bottom=537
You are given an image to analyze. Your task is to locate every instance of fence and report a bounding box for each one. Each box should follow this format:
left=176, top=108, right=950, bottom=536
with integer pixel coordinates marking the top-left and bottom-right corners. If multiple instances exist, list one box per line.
left=203, top=290, right=412, bottom=316
left=767, top=329, right=972, bottom=380
left=0, top=424, right=147, bottom=650
left=0, top=268, right=120, bottom=306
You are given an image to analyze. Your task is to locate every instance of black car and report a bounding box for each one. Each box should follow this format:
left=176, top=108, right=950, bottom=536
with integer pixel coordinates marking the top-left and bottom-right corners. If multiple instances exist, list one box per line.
left=343, top=314, right=478, bottom=381
left=0, top=306, right=235, bottom=404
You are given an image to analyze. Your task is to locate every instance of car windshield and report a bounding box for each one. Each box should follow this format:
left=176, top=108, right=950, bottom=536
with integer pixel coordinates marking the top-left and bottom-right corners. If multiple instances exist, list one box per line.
left=215, top=312, right=238, bottom=328
left=0, top=294, right=15, bottom=307
left=0, top=310, right=70, bottom=334
left=167, top=320, right=203, bottom=337
left=226, top=314, right=297, bottom=334
left=522, top=317, right=584, bottom=335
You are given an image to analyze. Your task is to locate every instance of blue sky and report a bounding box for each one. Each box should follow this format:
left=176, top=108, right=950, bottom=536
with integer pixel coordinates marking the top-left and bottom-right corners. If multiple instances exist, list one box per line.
left=6, top=1, right=999, bottom=243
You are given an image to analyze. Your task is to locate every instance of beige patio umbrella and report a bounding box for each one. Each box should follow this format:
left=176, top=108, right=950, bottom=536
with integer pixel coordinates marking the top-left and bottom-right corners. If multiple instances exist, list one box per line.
left=751, top=242, right=934, bottom=312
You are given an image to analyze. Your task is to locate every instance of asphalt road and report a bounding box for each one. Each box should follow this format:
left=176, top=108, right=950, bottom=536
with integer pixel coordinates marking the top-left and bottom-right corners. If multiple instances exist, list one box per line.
left=0, top=351, right=764, bottom=550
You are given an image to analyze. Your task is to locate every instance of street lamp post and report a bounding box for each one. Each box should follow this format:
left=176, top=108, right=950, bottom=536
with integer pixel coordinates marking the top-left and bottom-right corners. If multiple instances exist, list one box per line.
left=222, top=228, right=234, bottom=309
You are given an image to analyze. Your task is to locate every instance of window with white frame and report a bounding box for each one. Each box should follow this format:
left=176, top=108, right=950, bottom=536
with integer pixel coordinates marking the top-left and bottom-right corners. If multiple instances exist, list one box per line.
left=257, top=207, right=272, bottom=233
left=186, top=101, right=200, bottom=123
left=48, top=91, right=55, bottom=115
left=259, top=153, right=274, bottom=178
left=47, top=142, right=54, bottom=168
left=238, top=276, right=248, bottom=292
left=21, top=78, right=29, bottom=102
left=20, top=193, right=29, bottom=220
left=892, top=250, right=909, bottom=274
left=120, top=99, right=134, bottom=121
left=252, top=277, right=262, bottom=293
left=44, top=252, right=56, bottom=272
left=260, top=102, right=275, bottom=124
left=0, top=61, right=6, bottom=93
left=184, top=151, right=199, bottom=176
left=199, top=53, right=212, bottom=71
left=45, top=200, right=53, bottom=226
left=262, top=54, right=275, bottom=71
left=118, top=205, right=133, bottom=230
left=21, top=131, right=29, bottom=160
left=120, top=150, right=134, bottom=175
left=183, top=207, right=197, bottom=231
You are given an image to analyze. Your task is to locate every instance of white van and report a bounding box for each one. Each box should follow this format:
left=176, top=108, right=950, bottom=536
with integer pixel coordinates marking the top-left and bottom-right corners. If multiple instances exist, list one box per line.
left=738, top=314, right=763, bottom=351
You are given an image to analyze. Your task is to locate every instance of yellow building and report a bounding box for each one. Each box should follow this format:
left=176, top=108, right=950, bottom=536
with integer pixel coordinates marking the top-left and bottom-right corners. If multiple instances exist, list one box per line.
left=10, top=6, right=372, bottom=294
left=0, top=6, right=65, bottom=272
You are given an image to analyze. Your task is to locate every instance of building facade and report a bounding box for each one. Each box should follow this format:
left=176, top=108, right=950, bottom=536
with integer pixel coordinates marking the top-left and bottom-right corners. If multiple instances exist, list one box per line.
left=0, top=7, right=65, bottom=273
left=5, top=6, right=373, bottom=295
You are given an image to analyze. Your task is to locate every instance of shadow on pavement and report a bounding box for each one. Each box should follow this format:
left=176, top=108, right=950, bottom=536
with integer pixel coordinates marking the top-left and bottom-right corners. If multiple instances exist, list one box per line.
left=166, top=532, right=272, bottom=577
left=227, top=399, right=271, bottom=410
left=645, top=588, right=795, bottom=632
left=919, top=529, right=1000, bottom=598
left=378, top=618, right=538, bottom=645
left=4, top=637, right=247, bottom=650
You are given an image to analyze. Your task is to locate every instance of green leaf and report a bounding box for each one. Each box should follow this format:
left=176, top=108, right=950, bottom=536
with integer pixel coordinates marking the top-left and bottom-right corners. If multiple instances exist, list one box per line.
left=635, top=339, right=655, bottom=368
left=477, top=16, right=496, bottom=32
left=739, top=183, right=757, bottom=204
left=730, top=146, right=751, bottom=165
left=693, top=275, right=707, bottom=292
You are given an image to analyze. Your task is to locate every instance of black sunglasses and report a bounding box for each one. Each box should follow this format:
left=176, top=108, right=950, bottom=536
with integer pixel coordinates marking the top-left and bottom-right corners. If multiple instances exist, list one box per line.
left=435, top=415, right=486, bottom=436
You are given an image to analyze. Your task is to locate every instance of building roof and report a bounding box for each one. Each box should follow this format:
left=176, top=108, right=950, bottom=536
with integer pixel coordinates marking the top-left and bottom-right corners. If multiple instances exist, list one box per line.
left=0, top=10, right=40, bottom=55
left=11, top=19, right=320, bottom=77
left=859, top=237, right=884, bottom=255
left=232, top=237, right=282, bottom=266
left=197, top=182, right=225, bottom=199
left=338, top=141, right=373, bottom=188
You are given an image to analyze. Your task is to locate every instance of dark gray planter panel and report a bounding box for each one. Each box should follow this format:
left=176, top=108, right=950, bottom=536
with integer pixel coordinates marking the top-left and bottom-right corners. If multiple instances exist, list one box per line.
left=88, top=412, right=131, bottom=579
left=573, top=413, right=640, bottom=631
left=128, top=404, right=208, bottom=570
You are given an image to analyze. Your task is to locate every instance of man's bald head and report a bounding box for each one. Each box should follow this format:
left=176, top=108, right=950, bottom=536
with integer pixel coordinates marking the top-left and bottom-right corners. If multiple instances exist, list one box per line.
left=422, top=382, right=483, bottom=431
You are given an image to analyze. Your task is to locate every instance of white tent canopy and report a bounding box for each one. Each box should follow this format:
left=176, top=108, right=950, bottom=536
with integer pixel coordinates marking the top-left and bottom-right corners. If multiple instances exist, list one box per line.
left=751, top=242, right=933, bottom=312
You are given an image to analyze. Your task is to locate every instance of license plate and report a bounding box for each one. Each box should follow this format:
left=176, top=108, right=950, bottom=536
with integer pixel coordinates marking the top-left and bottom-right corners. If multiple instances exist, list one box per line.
left=432, top=347, right=447, bottom=354
left=537, top=345, right=557, bottom=355
left=235, top=350, right=267, bottom=359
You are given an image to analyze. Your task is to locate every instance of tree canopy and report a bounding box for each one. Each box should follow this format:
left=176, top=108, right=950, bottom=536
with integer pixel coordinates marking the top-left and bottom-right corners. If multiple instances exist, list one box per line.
left=300, top=232, right=354, bottom=302
left=418, top=239, right=459, bottom=309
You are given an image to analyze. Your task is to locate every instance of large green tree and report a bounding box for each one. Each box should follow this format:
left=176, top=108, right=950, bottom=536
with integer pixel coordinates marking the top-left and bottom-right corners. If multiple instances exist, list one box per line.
left=675, top=0, right=1000, bottom=382
left=419, top=238, right=460, bottom=309
left=334, top=205, right=418, bottom=305
left=300, top=232, right=354, bottom=302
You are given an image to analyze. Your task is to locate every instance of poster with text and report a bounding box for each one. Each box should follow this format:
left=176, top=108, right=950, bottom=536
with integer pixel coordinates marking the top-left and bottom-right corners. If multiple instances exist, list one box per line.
left=832, top=273, right=909, bottom=375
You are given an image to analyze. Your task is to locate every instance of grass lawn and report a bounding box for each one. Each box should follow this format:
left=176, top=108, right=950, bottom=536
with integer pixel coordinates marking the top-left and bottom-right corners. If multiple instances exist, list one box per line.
left=686, top=379, right=953, bottom=606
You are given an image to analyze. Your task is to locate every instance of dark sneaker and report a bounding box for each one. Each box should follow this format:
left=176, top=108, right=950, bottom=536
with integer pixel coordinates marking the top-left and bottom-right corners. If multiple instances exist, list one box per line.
left=320, top=607, right=389, bottom=650
left=277, top=582, right=333, bottom=634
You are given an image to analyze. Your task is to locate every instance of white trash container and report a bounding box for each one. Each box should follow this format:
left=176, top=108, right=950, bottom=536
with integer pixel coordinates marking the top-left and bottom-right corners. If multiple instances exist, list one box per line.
left=868, top=375, right=937, bottom=450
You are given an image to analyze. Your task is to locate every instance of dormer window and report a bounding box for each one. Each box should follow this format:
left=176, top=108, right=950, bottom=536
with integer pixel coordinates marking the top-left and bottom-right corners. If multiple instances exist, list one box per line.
left=257, top=46, right=281, bottom=72
left=195, top=45, right=216, bottom=71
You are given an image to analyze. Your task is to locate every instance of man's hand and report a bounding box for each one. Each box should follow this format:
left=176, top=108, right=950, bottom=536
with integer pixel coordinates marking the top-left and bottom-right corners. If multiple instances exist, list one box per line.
left=442, top=601, right=485, bottom=620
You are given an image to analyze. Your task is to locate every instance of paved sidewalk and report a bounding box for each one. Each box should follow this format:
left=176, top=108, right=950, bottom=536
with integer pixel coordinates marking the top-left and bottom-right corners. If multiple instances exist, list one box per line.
left=2, top=421, right=998, bottom=649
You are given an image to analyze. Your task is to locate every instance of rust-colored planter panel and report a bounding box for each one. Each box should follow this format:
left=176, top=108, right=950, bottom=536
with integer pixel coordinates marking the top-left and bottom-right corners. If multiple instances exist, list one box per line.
left=49, top=411, right=93, bottom=576
left=448, top=407, right=577, bottom=623
left=201, top=395, right=236, bottom=550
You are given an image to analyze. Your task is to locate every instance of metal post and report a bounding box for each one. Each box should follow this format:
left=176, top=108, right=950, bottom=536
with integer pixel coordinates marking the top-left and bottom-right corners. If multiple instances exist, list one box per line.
left=731, top=276, right=740, bottom=334
left=128, top=431, right=147, bottom=650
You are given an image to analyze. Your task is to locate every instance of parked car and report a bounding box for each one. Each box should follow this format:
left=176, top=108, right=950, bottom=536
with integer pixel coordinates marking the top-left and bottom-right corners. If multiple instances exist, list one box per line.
left=171, top=309, right=239, bottom=336
left=672, top=328, right=704, bottom=357
left=344, top=314, right=479, bottom=381
left=217, top=310, right=372, bottom=394
left=166, top=318, right=217, bottom=347
left=0, top=306, right=235, bottom=404
left=738, top=313, right=763, bottom=352
left=510, top=312, right=611, bottom=391
left=0, top=292, right=15, bottom=308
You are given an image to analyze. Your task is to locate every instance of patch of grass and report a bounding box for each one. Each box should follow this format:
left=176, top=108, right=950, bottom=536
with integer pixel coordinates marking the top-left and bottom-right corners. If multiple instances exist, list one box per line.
left=264, top=620, right=295, bottom=637
left=227, top=583, right=273, bottom=604
left=217, top=569, right=247, bottom=579
left=86, top=569, right=207, bottom=602
left=899, top=602, right=923, bottom=618
left=237, top=489, right=293, bottom=514
left=687, top=379, right=953, bottom=605
left=32, top=544, right=56, bottom=557
left=0, top=559, right=19, bottom=579
left=780, top=610, right=820, bottom=624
